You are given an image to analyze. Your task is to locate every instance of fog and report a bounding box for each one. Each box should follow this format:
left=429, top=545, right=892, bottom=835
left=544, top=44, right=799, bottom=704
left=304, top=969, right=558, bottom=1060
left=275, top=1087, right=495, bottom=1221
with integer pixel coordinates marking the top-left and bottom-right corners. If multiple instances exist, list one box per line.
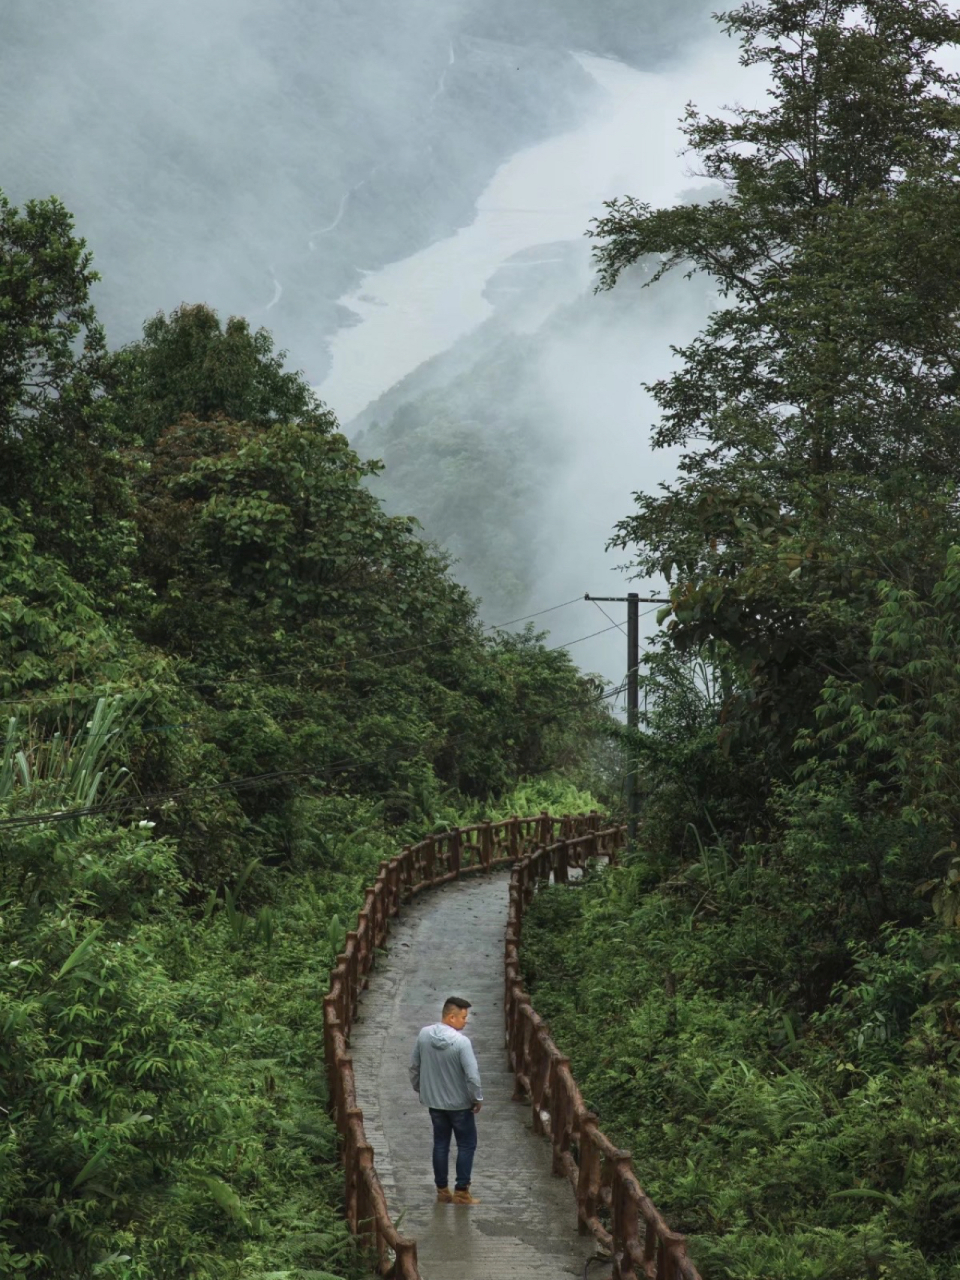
left=1, top=0, right=770, bottom=692
left=334, top=34, right=769, bottom=690
left=4, top=0, right=603, bottom=361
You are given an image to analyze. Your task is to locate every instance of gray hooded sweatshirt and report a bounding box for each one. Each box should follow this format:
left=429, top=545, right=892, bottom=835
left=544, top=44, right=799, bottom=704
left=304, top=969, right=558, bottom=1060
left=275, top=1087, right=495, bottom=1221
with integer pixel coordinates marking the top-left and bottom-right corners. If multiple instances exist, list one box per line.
left=409, top=1022, right=483, bottom=1111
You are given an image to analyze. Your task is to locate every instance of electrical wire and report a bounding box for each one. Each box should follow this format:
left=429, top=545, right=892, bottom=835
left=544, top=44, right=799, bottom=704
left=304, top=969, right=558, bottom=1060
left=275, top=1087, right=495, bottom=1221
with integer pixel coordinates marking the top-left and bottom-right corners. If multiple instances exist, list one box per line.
left=0, top=597, right=589, bottom=711
left=587, top=598, right=627, bottom=637
left=544, top=602, right=666, bottom=655
left=547, top=623, right=621, bottom=651
left=487, top=596, right=585, bottom=629
left=0, top=665, right=628, bottom=832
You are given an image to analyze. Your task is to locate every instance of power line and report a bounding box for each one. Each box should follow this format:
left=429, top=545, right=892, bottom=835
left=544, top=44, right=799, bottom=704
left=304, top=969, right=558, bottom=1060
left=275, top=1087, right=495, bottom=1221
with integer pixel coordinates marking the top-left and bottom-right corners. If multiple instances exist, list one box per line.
left=0, top=597, right=589, bottom=711
left=487, top=596, right=584, bottom=629
left=547, top=602, right=666, bottom=655
left=601, top=679, right=627, bottom=702
left=0, top=670, right=624, bottom=831
left=548, top=623, right=621, bottom=651
left=587, top=598, right=627, bottom=637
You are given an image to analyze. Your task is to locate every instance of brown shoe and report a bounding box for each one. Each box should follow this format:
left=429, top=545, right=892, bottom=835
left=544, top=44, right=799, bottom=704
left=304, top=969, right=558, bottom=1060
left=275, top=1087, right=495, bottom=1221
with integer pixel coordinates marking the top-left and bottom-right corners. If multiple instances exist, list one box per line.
left=436, top=1187, right=453, bottom=1204
left=452, top=1186, right=480, bottom=1205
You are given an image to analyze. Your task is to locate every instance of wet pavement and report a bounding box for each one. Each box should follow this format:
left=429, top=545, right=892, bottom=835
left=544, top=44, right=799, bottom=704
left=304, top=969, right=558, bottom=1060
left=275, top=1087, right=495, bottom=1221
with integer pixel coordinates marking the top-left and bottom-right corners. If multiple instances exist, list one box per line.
left=349, top=870, right=599, bottom=1279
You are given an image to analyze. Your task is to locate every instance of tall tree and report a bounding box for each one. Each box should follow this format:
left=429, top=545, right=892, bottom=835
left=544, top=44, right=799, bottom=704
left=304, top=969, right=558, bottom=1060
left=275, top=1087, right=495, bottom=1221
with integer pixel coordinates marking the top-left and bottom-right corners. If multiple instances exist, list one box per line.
left=113, top=303, right=325, bottom=446
left=593, top=0, right=960, bottom=762
left=0, top=191, right=133, bottom=597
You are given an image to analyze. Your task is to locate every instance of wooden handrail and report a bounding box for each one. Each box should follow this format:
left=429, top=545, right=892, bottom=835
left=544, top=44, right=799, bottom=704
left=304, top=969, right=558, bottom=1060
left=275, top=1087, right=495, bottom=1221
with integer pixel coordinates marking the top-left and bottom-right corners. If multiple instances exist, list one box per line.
left=505, top=827, right=704, bottom=1280
left=323, top=809, right=702, bottom=1280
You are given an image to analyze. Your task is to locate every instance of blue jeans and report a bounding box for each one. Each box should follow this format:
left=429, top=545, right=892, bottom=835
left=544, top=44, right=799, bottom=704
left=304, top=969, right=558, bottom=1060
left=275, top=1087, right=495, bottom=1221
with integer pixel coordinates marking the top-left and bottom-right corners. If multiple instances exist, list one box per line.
left=429, top=1107, right=477, bottom=1190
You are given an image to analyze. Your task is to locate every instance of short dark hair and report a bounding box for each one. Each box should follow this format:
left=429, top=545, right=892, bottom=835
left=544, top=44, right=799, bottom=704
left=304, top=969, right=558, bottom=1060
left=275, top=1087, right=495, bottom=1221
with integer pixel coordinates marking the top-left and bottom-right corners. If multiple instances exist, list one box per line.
left=442, top=996, right=472, bottom=1017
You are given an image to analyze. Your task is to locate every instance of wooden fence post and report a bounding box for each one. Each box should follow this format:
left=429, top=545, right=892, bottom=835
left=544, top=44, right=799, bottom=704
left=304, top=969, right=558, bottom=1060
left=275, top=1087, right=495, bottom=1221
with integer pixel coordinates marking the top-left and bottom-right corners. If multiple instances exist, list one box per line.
left=612, top=1156, right=639, bottom=1280
left=551, top=1055, right=571, bottom=1176
left=393, top=1238, right=420, bottom=1280
left=345, top=1107, right=363, bottom=1229
left=423, top=835, right=435, bottom=884
left=400, top=846, right=412, bottom=900
left=576, top=1113, right=601, bottom=1233
left=481, top=820, right=493, bottom=870
left=510, top=815, right=520, bottom=860
left=555, top=839, right=569, bottom=884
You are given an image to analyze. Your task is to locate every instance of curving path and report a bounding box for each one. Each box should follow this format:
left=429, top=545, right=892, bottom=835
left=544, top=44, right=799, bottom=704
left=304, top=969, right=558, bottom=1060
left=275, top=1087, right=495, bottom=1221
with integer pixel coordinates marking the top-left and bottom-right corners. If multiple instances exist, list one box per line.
left=349, top=870, right=597, bottom=1279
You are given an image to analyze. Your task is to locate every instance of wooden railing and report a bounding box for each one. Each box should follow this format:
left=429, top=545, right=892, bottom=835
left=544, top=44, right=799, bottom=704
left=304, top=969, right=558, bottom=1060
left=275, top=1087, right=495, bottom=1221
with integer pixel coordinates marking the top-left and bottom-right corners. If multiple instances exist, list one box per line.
left=506, top=825, right=704, bottom=1280
left=323, top=810, right=701, bottom=1280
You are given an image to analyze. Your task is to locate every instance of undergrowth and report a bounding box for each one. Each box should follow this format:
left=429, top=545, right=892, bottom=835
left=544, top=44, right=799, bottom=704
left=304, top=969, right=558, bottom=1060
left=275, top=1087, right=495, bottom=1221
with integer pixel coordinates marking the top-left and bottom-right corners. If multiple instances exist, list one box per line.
left=520, top=845, right=960, bottom=1280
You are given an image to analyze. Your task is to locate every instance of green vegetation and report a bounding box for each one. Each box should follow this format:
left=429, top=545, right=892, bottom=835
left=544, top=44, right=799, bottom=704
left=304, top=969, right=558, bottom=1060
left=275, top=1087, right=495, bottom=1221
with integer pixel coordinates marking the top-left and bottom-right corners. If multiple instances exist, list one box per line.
left=0, top=193, right=610, bottom=1277
left=522, top=3, right=960, bottom=1278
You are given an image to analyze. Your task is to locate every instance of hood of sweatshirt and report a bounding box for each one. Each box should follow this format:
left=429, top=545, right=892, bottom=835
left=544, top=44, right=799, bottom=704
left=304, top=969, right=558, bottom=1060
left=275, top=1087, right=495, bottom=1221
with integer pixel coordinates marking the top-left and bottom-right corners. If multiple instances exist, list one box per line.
left=428, top=1023, right=462, bottom=1050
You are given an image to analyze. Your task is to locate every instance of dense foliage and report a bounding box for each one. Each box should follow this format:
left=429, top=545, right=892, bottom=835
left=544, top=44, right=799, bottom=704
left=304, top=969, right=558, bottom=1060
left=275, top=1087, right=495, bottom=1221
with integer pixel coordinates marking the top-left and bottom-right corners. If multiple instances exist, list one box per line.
left=0, top=195, right=609, bottom=1278
left=522, top=3, right=960, bottom=1278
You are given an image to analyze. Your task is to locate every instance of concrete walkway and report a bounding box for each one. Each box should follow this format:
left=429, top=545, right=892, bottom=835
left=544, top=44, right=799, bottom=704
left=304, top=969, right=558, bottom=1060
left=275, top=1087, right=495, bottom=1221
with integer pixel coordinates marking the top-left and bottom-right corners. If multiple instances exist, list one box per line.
left=349, top=870, right=598, bottom=1279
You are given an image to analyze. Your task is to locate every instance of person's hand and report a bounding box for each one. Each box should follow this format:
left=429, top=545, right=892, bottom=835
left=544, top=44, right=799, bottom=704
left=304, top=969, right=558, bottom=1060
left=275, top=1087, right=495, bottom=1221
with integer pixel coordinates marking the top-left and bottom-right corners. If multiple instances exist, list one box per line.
left=472, top=1102, right=482, bottom=1113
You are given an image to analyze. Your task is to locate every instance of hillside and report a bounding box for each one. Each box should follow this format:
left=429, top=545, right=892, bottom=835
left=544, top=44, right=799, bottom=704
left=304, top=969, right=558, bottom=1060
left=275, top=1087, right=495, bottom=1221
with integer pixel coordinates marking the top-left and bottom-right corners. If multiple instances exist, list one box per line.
left=0, top=194, right=615, bottom=1277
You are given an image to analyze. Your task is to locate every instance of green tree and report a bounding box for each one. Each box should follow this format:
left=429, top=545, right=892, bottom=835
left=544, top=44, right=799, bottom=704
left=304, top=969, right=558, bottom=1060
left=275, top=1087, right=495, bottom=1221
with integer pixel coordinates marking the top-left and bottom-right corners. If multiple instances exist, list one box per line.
left=114, top=302, right=325, bottom=446
left=0, top=191, right=134, bottom=597
left=594, top=0, right=960, bottom=771
left=130, top=412, right=478, bottom=668
left=129, top=412, right=607, bottom=810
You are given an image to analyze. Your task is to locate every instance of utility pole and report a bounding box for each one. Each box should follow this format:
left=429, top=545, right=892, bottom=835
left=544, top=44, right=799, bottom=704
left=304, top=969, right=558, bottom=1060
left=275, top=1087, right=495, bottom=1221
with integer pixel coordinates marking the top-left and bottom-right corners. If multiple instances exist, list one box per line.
left=626, top=591, right=639, bottom=845
left=584, top=593, right=665, bottom=845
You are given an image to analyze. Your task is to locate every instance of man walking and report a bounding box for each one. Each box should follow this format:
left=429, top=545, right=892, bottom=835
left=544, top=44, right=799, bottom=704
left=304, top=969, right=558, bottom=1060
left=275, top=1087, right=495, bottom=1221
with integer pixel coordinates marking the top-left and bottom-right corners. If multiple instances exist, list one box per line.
left=409, top=996, right=483, bottom=1205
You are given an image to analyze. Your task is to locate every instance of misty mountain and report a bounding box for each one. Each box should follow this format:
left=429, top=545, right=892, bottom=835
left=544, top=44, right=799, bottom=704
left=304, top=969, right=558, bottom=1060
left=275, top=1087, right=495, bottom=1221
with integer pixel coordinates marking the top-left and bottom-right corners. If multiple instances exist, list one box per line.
left=354, top=256, right=717, bottom=619
left=1, top=0, right=708, bottom=380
